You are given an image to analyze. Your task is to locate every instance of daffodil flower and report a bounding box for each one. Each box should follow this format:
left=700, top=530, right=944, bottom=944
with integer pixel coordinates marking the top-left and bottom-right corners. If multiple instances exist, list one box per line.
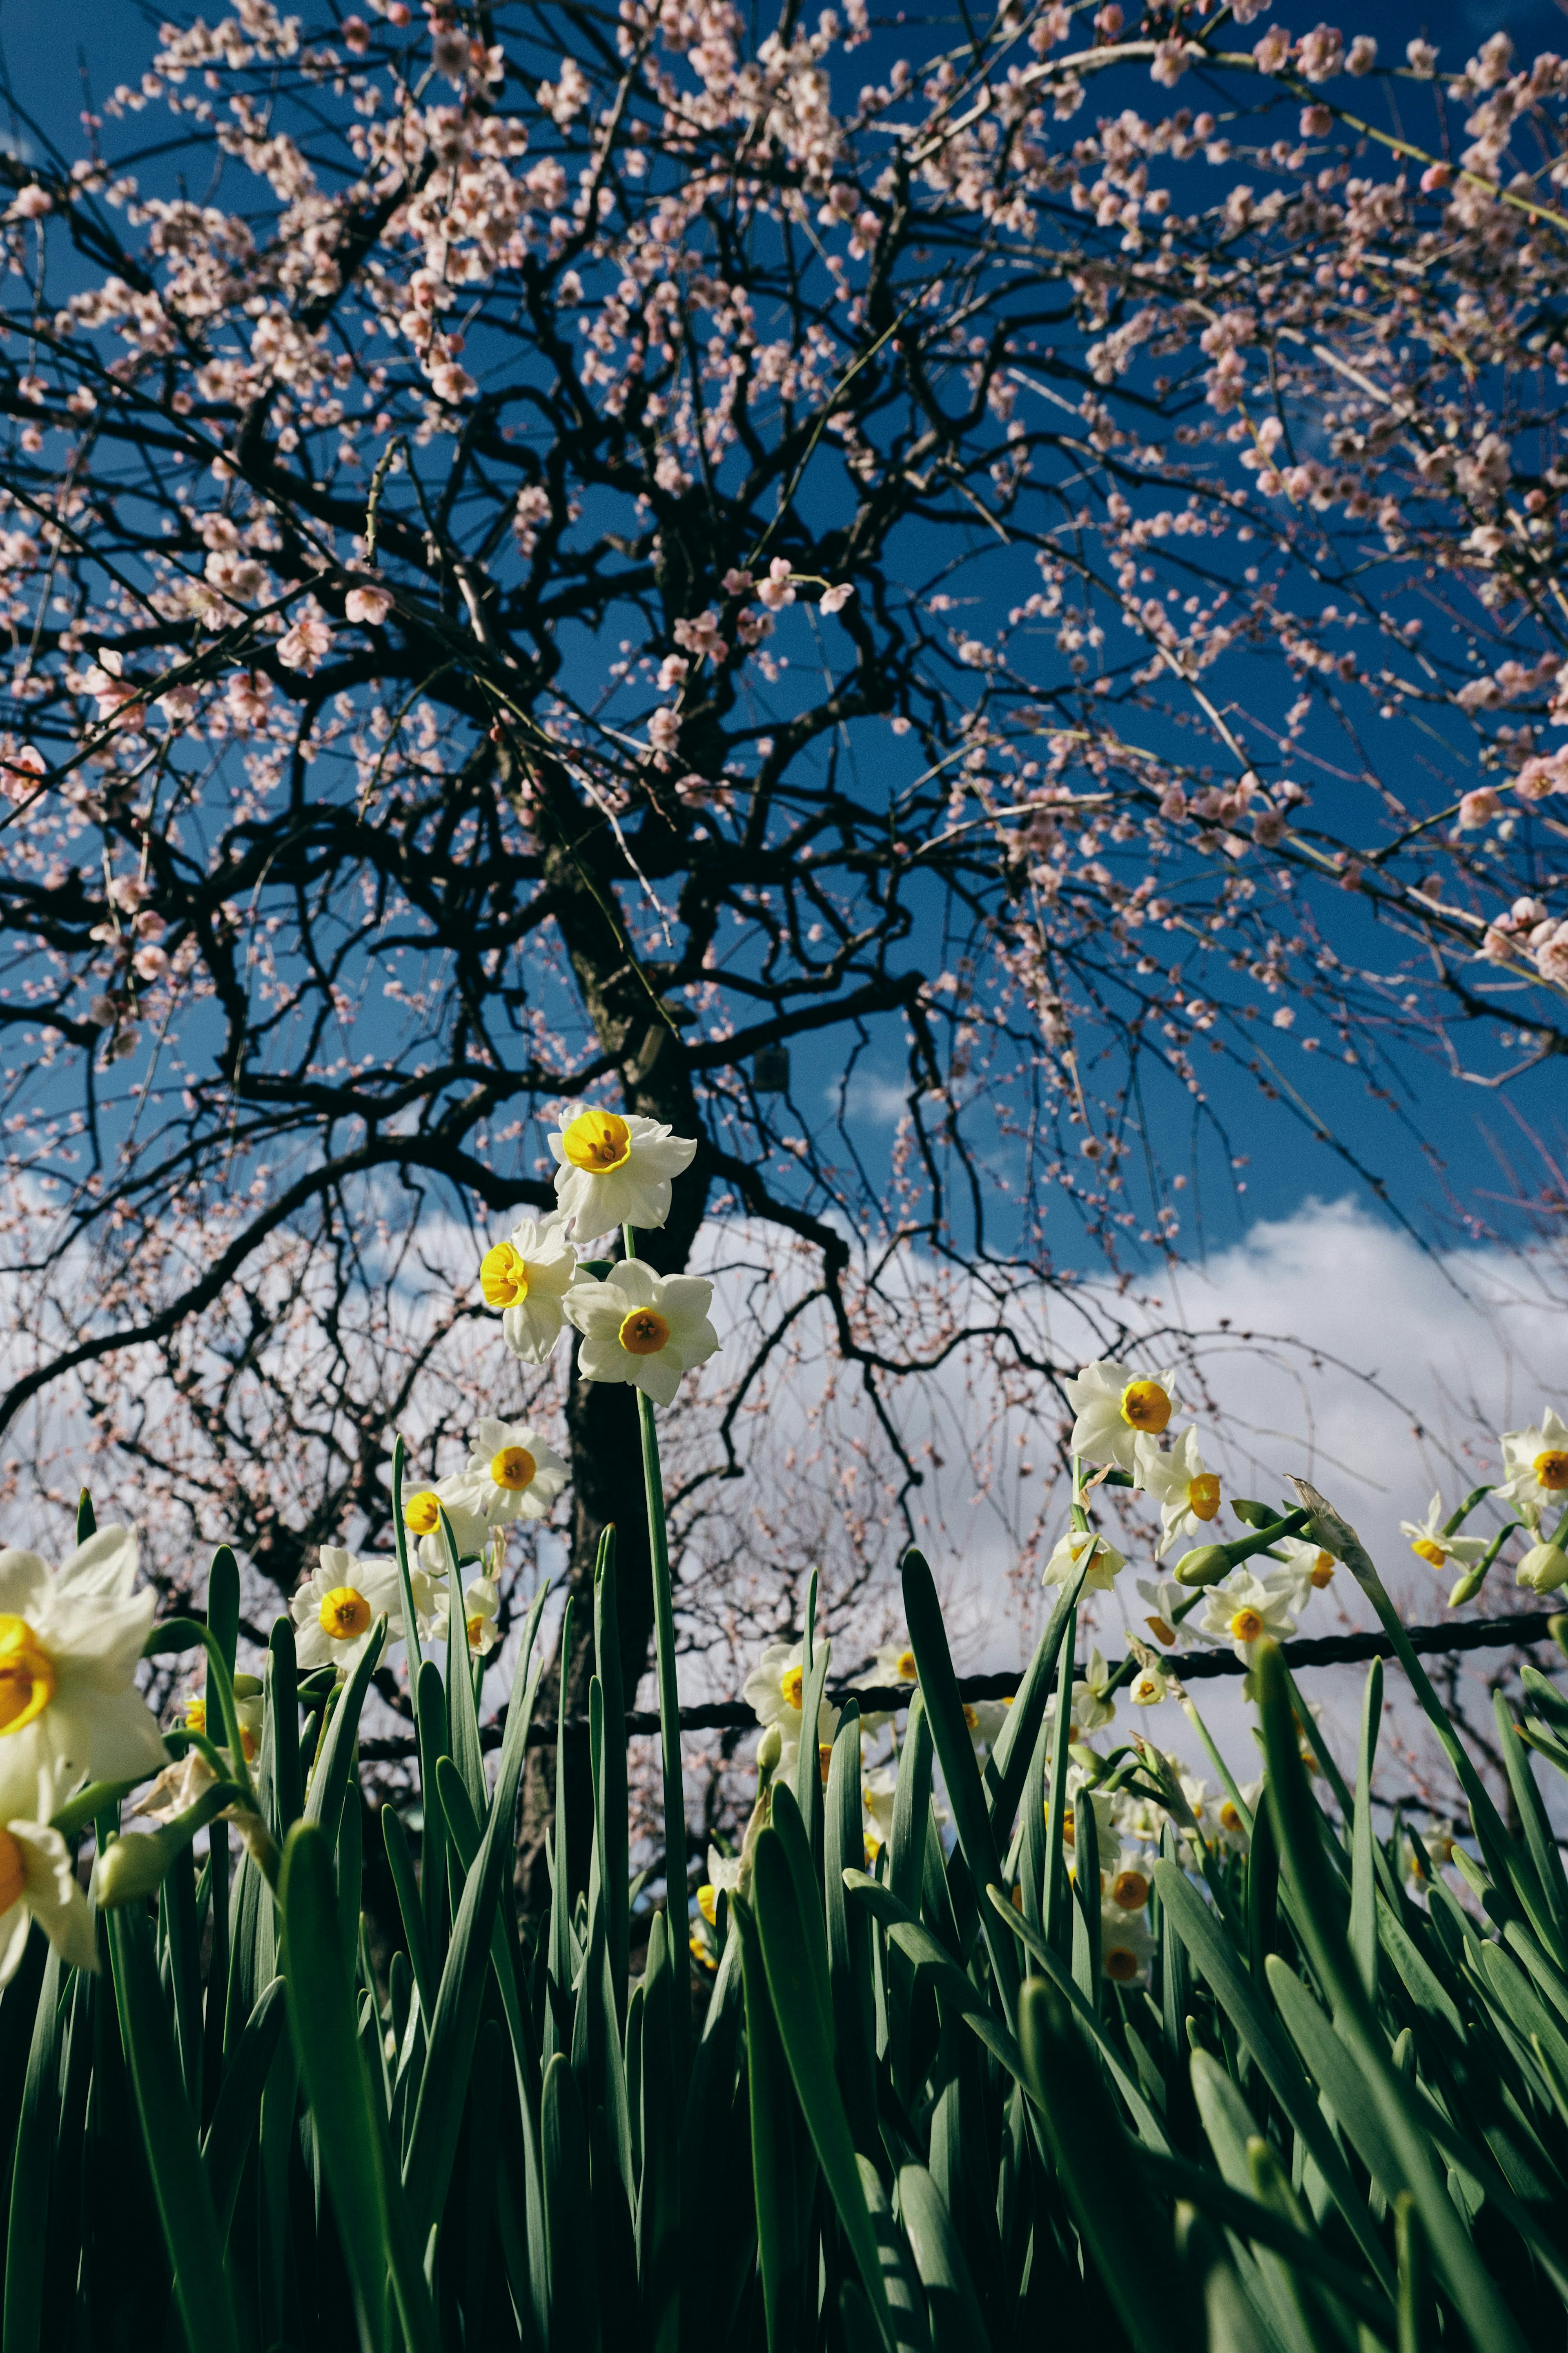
left=0, top=1749, right=95, bottom=1986
left=547, top=1107, right=696, bottom=1239
left=478, top=1212, right=577, bottom=1363
left=739, top=1638, right=840, bottom=1779
left=0, top=1537, right=166, bottom=1785
left=862, top=1762, right=898, bottom=1853
left=1099, top=1901, right=1156, bottom=1984
left=443, top=1418, right=569, bottom=1525
left=430, top=1571, right=502, bottom=1656
left=565, top=1260, right=719, bottom=1407
left=1133, top=1428, right=1222, bottom=1555
left=1064, top=1357, right=1180, bottom=1473
left=401, top=1490, right=493, bottom=1574
left=1498, top=1410, right=1568, bottom=1528
left=743, top=1639, right=808, bottom=1735
left=695, top=1845, right=742, bottom=1926
left=181, top=1688, right=263, bottom=1764
left=1267, top=1534, right=1342, bottom=1604
left=1042, top=1525, right=1124, bottom=1594
left=1196, top=1567, right=1297, bottom=1663
left=1399, top=1493, right=1490, bottom=1574
left=289, top=1548, right=405, bottom=1673
left=1134, top=1574, right=1187, bottom=1649
left=1045, top=1646, right=1116, bottom=1737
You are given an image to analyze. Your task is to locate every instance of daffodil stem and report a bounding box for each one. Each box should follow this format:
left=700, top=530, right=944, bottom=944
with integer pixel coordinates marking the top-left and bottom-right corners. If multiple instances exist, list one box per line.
left=1551, top=1503, right=1568, bottom=1552
left=1443, top=1484, right=1494, bottom=1537
left=1101, top=1588, right=1206, bottom=1699
left=625, top=1224, right=690, bottom=2096
left=389, top=1433, right=429, bottom=1700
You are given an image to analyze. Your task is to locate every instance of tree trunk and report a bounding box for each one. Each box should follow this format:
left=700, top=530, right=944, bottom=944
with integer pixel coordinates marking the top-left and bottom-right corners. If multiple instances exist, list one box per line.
left=507, top=741, right=715, bottom=1928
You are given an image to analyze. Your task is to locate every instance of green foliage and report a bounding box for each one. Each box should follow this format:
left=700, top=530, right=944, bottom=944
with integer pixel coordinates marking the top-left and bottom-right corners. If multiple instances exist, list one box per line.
left=14, top=1483, right=1568, bottom=2353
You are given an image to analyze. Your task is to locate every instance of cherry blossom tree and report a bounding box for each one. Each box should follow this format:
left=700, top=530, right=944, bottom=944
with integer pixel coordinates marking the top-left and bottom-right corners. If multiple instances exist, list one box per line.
left=0, top=0, right=1564, bottom=1871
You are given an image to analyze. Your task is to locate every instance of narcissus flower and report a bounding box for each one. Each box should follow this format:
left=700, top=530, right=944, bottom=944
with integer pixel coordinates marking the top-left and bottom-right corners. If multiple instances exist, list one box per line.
left=565, top=1260, right=719, bottom=1407
left=547, top=1108, right=696, bottom=1238
left=1042, top=1526, right=1125, bottom=1594
left=1399, top=1494, right=1490, bottom=1574
left=1135, top=1574, right=1187, bottom=1649
left=1046, top=1646, right=1116, bottom=1737
left=696, top=1845, right=743, bottom=1925
left=1134, top=1428, right=1222, bottom=1555
left=1065, top=1358, right=1180, bottom=1472
left=402, top=1488, right=491, bottom=1573
left=872, top=1635, right=920, bottom=1687
left=1268, top=1535, right=1341, bottom=1602
left=0, top=1537, right=165, bottom=1784
left=1197, top=1568, right=1297, bottom=1662
left=479, top=1213, right=577, bottom=1363
left=0, top=1750, right=96, bottom=1985
left=1499, top=1410, right=1568, bottom=1526
left=446, top=1418, right=568, bottom=1524
left=743, top=1639, right=809, bottom=1734
left=431, top=1571, right=502, bottom=1655
left=741, top=1637, right=840, bottom=1777
left=290, top=1548, right=404, bottom=1672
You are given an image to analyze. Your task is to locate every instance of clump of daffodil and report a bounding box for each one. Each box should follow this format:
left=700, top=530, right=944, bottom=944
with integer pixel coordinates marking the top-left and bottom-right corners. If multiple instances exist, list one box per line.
left=1064, top=1357, right=1180, bottom=1473
left=1134, top=1427, right=1222, bottom=1554
left=290, top=1546, right=405, bottom=1672
left=0, top=1525, right=167, bottom=1785
left=1499, top=1408, right=1568, bottom=1527
left=548, top=1106, right=695, bottom=1240
left=565, top=1260, right=719, bottom=1406
left=479, top=1211, right=578, bottom=1363
left=444, top=1417, right=569, bottom=1525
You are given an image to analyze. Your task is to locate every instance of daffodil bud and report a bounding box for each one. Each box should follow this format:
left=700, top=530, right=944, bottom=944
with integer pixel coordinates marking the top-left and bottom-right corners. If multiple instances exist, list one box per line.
left=756, top=1722, right=782, bottom=1778
left=93, top=1828, right=174, bottom=1908
left=1518, top=1543, right=1568, bottom=1595
left=232, top=1672, right=263, bottom=1698
left=1174, top=1543, right=1230, bottom=1589
left=1448, top=1565, right=1487, bottom=1608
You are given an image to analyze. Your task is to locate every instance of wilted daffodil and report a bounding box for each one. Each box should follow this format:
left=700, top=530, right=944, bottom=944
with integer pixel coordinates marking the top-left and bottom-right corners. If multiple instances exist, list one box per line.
left=1134, top=1428, right=1221, bottom=1555
left=479, top=1212, right=577, bottom=1363
left=565, top=1260, right=719, bottom=1406
left=1064, top=1358, right=1180, bottom=1474
left=445, top=1418, right=569, bottom=1525
left=1399, top=1494, right=1490, bottom=1575
left=0, top=1749, right=96, bottom=1985
left=290, top=1547, right=405, bottom=1672
left=548, top=1107, right=696, bottom=1239
left=0, top=1532, right=167, bottom=1785
left=1499, top=1410, right=1568, bottom=1527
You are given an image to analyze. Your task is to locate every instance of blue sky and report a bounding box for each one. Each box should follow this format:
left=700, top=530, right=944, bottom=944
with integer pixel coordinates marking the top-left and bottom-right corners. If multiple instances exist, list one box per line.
left=2, top=0, right=1565, bottom=1277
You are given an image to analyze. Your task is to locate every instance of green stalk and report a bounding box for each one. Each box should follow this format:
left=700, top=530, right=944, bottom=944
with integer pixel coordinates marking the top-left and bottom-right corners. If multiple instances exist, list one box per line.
left=624, top=1224, right=689, bottom=2100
